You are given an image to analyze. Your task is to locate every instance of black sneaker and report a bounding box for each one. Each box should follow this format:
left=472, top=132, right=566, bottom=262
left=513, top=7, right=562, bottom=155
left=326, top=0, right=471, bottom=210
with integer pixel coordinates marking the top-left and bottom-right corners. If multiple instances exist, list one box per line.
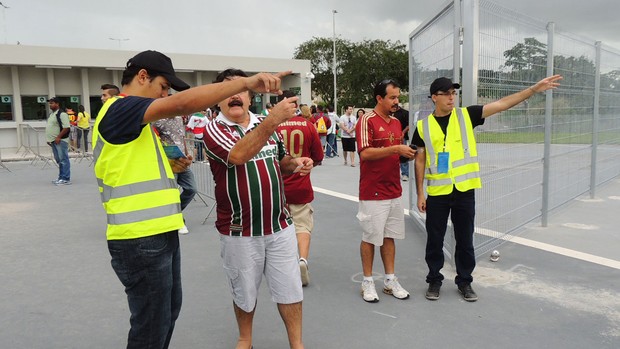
left=425, top=282, right=441, bottom=300
left=458, top=283, right=478, bottom=302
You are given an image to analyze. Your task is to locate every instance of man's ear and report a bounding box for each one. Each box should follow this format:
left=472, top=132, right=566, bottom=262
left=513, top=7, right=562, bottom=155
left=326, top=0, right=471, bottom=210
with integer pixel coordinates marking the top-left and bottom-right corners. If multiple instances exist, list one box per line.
left=137, top=69, right=149, bottom=84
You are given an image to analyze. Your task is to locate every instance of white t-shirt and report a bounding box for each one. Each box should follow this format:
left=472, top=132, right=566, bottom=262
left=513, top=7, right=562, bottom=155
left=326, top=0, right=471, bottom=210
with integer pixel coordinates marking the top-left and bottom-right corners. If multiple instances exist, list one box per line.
left=327, top=112, right=338, bottom=135
left=339, top=114, right=357, bottom=138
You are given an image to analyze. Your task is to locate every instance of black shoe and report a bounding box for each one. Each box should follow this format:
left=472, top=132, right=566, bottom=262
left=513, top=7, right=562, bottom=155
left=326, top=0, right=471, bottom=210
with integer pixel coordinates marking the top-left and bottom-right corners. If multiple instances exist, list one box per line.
left=458, top=283, right=478, bottom=302
left=425, top=282, right=441, bottom=300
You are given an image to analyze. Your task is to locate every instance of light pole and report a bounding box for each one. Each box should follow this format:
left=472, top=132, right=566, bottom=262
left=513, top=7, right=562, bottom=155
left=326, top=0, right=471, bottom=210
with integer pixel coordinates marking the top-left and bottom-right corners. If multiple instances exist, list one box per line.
left=109, top=37, right=129, bottom=49
left=0, top=1, right=9, bottom=45
left=332, top=9, right=337, bottom=114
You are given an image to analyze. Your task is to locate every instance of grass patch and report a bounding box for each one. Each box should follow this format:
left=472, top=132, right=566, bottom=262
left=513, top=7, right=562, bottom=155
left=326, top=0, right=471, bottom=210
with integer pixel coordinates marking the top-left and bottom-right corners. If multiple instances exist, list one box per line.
left=476, top=132, right=620, bottom=144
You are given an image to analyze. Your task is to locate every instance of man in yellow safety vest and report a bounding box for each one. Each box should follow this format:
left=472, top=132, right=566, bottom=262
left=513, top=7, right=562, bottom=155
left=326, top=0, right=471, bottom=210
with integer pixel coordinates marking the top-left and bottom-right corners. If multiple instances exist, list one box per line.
left=413, top=74, right=562, bottom=302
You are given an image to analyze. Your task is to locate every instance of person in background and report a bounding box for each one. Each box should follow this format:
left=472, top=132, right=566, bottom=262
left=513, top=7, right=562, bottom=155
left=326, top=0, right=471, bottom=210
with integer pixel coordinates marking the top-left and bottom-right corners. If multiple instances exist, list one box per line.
left=393, top=104, right=410, bottom=181
left=339, top=105, right=358, bottom=166
left=186, top=111, right=208, bottom=161
left=153, top=109, right=196, bottom=235
left=277, top=96, right=324, bottom=287
left=325, top=105, right=339, bottom=158
left=46, top=97, right=71, bottom=185
left=76, top=105, right=91, bottom=152
left=66, top=106, right=78, bottom=150
left=313, top=105, right=331, bottom=152
left=100, top=83, right=120, bottom=103
left=261, top=102, right=273, bottom=116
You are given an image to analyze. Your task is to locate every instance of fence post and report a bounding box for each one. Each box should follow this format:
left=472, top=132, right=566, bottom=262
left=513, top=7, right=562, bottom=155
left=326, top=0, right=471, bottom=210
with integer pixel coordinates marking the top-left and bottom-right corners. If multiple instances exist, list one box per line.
left=590, top=41, right=601, bottom=198
left=461, top=0, right=479, bottom=106
left=541, top=22, right=555, bottom=227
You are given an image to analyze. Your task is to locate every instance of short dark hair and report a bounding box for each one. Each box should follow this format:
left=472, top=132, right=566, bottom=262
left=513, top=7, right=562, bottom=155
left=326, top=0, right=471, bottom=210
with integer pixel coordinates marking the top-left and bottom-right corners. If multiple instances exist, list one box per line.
left=345, top=104, right=353, bottom=109
left=373, top=79, right=400, bottom=99
left=214, top=68, right=249, bottom=83
left=214, top=68, right=252, bottom=98
left=327, top=105, right=334, bottom=112
left=100, top=83, right=120, bottom=96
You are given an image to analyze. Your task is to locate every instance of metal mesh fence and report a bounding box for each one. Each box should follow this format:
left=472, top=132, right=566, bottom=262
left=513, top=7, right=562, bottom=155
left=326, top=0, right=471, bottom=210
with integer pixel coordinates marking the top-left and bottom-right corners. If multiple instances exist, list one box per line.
left=410, top=3, right=456, bottom=113
left=409, top=0, right=620, bottom=259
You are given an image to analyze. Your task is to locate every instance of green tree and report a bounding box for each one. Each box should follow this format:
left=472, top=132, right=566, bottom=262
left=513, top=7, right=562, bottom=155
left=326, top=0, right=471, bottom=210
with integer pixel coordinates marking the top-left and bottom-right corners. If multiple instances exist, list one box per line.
left=341, top=39, right=409, bottom=107
left=502, top=37, right=547, bottom=84
left=293, top=37, right=353, bottom=107
left=294, top=37, right=409, bottom=109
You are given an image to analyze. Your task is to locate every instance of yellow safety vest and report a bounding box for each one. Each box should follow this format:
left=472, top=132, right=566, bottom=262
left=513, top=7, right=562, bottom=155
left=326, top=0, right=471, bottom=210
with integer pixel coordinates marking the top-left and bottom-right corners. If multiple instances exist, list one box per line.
left=417, top=108, right=481, bottom=196
left=92, top=96, right=183, bottom=240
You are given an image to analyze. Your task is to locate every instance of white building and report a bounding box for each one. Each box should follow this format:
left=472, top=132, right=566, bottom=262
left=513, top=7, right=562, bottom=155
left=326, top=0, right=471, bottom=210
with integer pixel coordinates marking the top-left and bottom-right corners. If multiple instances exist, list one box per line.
left=0, top=44, right=312, bottom=149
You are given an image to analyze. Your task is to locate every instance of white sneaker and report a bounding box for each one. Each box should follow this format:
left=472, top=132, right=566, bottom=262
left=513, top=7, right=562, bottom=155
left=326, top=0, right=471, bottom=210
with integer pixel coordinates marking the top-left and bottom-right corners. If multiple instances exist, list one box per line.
left=299, top=258, right=310, bottom=286
left=55, top=179, right=72, bottom=185
left=402, top=175, right=409, bottom=182
left=178, top=225, right=189, bottom=235
left=383, top=277, right=410, bottom=299
left=361, top=279, right=379, bottom=303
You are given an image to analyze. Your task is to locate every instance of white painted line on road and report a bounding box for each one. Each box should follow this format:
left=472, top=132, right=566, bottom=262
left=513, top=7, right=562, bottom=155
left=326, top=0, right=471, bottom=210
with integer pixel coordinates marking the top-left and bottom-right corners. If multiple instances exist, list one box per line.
left=313, top=187, right=358, bottom=202
left=474, top=229, right=620, bottom=271
left=314, top=186, right=620, bottom=271
left=372, top=311, right=397, bottom=319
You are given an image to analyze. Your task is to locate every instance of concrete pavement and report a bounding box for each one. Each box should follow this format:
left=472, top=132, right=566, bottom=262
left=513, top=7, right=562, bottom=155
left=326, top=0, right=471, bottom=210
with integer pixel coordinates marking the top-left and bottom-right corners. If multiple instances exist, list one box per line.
left=1, top=151, right=619, bottom=348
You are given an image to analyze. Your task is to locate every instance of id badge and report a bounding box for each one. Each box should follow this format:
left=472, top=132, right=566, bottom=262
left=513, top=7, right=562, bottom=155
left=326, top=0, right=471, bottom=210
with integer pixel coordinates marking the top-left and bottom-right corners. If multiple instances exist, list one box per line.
left=437, top=152, right=449, bottom=173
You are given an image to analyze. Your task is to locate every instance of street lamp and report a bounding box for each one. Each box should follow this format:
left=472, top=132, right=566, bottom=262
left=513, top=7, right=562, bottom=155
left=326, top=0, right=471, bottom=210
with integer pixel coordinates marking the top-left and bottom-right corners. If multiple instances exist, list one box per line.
left=332, top=9, right=337, bottom=114
left=109, top=37, right=129, bottom=49
left=0, top=1, right=9, bottom=45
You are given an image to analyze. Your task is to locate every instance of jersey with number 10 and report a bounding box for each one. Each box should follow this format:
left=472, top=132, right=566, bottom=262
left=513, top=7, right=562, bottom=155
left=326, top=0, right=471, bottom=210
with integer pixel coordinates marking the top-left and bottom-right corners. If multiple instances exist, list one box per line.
left=277, top=116, right=324, bottom=204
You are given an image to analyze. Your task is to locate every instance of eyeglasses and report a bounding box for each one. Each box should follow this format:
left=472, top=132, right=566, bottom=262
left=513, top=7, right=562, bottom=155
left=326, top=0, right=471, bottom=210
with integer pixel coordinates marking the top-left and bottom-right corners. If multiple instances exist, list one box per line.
left=377, top=79, right=397, bottom=87
left=435, top=91, right=458, bottom=96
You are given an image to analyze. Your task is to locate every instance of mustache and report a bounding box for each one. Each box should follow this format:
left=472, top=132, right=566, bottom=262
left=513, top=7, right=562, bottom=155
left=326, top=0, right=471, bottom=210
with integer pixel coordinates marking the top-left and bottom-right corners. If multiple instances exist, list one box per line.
left=228, top=99, right=244, bottom=107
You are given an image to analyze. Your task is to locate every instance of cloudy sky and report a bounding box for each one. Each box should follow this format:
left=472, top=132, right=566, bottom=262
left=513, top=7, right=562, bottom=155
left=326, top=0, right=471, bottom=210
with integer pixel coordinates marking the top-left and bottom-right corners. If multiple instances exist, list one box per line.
left=1, top=0, right=619, bottom=58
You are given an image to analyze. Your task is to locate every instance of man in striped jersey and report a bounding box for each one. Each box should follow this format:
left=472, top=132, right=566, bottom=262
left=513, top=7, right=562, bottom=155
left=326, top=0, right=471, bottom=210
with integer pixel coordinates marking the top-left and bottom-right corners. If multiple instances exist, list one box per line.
left=356, top=79, right=417, bottom=303
left=203, top=69, right=313, bottom=349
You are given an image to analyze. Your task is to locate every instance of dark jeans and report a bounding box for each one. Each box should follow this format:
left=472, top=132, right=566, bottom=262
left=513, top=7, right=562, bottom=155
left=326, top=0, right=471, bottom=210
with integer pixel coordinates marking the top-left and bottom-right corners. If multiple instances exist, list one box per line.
left=326, top=133, right=337, bottom=157
left=425, top=188, right=476, bottom=286
left=76, top=128, right=89, bottom=152
left=195, top=138, right=204, bottom=161
left=108, top=231, right=182, bottom=349
left=176, top=168, right=197, bottom=211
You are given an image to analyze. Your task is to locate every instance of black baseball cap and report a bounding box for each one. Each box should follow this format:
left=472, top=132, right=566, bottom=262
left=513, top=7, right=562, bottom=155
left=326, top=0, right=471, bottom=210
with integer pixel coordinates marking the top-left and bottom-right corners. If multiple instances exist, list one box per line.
left=47, top=97, right=61, bottom=103
left=430, top=77, right=460, bottom=95
left=126, top=50, right=190, bottom=91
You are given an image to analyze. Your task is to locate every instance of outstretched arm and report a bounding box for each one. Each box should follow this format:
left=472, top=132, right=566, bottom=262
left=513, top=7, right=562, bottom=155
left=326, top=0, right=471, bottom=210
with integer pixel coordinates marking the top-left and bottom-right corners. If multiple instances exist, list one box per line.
left=482, top=74, right=562, bottom=118
left=144, top=71, right=292, bottom=124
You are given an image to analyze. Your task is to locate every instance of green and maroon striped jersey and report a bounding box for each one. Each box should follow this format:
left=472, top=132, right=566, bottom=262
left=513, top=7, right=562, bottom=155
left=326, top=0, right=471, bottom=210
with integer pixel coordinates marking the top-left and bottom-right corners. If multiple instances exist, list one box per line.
left=204, top=112, right=292, bottom=237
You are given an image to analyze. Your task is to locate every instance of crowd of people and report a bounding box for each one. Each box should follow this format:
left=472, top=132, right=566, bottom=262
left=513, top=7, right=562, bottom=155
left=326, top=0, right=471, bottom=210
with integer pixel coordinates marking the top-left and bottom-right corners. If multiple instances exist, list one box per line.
left=40, top=49, right=563, bottom=349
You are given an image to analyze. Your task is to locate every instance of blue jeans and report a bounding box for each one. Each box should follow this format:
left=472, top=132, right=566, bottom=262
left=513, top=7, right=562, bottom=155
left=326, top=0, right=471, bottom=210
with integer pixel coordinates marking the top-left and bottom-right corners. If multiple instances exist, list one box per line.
left=76, top=128, right=89, bottom=152
left=326, top=133, right=337, bottom=157
left=400, top=161, right=409, bottom=177
left=50, top=141, right=70, bottom=181
left=108, top=231, right=182, bottom=349
left=176, top=168, right=197, bottom=211
left=425, top=189, right=476, bottom=286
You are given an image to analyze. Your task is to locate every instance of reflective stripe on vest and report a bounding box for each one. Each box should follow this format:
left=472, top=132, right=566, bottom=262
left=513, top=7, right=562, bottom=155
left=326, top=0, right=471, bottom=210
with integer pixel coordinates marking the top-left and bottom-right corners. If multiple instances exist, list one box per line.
left=92, top=96, right=183, bottom=239
left=418, top=108, right=482, bottom=195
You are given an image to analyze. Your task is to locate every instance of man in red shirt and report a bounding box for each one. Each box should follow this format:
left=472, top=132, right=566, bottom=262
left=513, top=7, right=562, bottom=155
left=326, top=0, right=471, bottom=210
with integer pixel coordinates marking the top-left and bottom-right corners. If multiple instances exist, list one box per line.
left=356, top=79, right=416, bottom=303
left=313, top=105, right=331, bottom=151
left=277, top=92, right=324, bottom=286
